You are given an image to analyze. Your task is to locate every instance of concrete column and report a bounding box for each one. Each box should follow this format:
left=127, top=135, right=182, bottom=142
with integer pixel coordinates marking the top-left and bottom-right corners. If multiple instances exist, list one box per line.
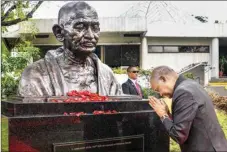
left=140, top=36, right=148, bottom=69
left=211, top=38, right=219, bottom=79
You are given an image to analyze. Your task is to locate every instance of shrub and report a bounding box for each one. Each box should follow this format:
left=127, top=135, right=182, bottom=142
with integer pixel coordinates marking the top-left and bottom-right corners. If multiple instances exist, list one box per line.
left=1, top=73, right=21, bottom=98
left=142, top=88, right=160, bottom=99
left=207, top=89, right=227, bottom=112
left=139, top=68, right=152, bottom=77
left=112, top=67, right=127, bottom=74
left=183, top=72, right=194, bottom=79
left=1, top=41, right=41, bottom=99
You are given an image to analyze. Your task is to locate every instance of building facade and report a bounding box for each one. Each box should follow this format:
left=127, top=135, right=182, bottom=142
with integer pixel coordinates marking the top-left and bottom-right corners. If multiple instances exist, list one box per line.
left=2, top=17, right=227, bottom=86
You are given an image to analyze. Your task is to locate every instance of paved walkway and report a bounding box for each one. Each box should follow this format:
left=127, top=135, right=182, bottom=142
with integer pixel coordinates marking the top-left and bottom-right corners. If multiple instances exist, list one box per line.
left=206, top=86, right=227, bottom=96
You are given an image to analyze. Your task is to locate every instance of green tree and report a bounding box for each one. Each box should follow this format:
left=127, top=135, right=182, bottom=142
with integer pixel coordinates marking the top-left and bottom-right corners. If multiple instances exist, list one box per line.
left=1, top=1, right=43, bottom=27
left=1, top=1, right=42, bottom=98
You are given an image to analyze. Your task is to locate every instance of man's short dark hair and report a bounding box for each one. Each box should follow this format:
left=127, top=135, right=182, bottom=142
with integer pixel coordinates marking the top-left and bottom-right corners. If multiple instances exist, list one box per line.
left=127, top=66, right=138, bottom=72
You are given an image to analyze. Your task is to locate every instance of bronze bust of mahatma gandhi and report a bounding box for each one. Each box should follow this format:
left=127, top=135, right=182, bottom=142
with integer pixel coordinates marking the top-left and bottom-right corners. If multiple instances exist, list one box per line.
left=18, top=2, right=122, bottom=97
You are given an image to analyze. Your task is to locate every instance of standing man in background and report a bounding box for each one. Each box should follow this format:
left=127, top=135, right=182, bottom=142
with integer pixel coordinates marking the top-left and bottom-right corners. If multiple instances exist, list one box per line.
left=121, top=66, right=148, bottom=150
left=122, top=66, right=144, bottom=98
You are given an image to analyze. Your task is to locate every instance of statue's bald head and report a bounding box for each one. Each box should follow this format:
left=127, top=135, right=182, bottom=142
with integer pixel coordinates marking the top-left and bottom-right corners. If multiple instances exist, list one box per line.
left=53, top=1, right=100, bottom=54
left=58, top=2, right=98, bottom=26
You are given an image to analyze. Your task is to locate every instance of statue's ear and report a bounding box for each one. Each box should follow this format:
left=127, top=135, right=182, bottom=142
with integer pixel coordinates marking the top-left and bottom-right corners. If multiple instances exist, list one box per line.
left=52, top=24, right=64, bottom=42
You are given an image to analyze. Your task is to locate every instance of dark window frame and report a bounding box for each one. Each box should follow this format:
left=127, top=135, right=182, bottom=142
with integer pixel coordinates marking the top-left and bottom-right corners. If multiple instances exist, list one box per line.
left=104, top=45, right=140, bottom=68
left=148, top=45, right=210, bottom=53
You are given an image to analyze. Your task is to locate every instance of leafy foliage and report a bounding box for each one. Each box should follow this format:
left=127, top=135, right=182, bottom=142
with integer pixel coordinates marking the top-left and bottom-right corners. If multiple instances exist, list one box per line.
left=141, top=87, right=158, bottom=99
left=138, top=68, right=152, bottom=87
left=139, top=68, right=152, bottom=77
left=1, top=1, right=42, bottom=98
left=112, top=67, right=127, bottom=74
left=139, top=68, right=157, bottom=98
left=183, top=72, right=194, bottom=79
left=220, top=56, right=227, bottom=72
left=1, top=40, right=38, bottom=98
left=1, top=39, right=41, bottom=98
left=1, top=1, right=43, bottom=27
left=207, top=89, right=227, bottom=112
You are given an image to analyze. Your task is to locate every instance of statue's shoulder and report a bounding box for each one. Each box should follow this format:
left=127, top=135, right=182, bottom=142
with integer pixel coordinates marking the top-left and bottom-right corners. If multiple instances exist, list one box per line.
left=100, top=62, right=113, bottom=73
left=22, top=59, right=47, bottom=78
left=99, top=60, right=113, bottom=73
left=45, top=47, right=64, bottom=59
left=22, top=47, right=63, bottom=76
left=23, top=47, right=64, bottom=76
left=19, top=58, right=52, bottom=96
left=90, top=53, right=114, bottom=74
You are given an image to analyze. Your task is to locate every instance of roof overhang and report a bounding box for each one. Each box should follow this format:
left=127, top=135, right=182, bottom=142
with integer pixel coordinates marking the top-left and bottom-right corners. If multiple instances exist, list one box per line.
left=18, top=17, right=147, bottom=34
left=146, top=22, right=227, bottom=37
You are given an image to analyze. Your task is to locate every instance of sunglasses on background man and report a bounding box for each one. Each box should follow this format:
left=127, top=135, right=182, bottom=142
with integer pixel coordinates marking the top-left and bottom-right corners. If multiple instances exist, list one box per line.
left=130, top=71, right=139, bottom=73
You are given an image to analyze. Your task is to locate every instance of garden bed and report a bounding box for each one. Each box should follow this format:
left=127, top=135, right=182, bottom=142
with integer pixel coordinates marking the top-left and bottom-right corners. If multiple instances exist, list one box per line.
left=207, top=90, right=227, bottom=112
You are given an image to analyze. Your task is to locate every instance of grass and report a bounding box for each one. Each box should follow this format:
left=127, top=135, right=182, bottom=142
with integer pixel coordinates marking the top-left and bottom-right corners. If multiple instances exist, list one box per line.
left=216, top=110, right=227, bottom=137
left=1, top=111, right=227, bottom=152
left=1, top=116, right=8, bottom=152
left=170, top=138, right=181, bottom=152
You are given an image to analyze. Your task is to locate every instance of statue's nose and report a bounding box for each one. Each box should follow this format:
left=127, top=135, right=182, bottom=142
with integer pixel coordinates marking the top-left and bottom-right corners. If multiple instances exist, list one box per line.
left=84, top=27, right=94, bottom=39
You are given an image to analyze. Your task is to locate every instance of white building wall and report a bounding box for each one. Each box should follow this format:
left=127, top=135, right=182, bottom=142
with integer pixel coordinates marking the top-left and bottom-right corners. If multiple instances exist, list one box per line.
left=146, top=23, right=227, bottom=37
left=141, top=37, right=212, bottom=71
left=142, top=53, right=210, bottom=72
left=19, top=17, right=147, bottom=34
left=32, top=33, right=141, bottom=45
left=98, top=33, right=141, bottom=44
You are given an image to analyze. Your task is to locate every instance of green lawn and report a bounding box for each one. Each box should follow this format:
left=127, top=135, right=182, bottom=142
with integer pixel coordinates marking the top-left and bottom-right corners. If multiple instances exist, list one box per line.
left=1, top=116, right=8, bottom=152
left=1, top=110, right=227, bottom=151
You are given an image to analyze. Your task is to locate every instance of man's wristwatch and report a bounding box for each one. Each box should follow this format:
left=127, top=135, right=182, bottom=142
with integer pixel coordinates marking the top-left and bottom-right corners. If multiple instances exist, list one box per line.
left=160, top=114, right=169, bottom=123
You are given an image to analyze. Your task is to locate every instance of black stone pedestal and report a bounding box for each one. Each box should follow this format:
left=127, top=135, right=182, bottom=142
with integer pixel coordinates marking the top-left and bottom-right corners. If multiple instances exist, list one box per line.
left=2, top=97, right=169, bottom=152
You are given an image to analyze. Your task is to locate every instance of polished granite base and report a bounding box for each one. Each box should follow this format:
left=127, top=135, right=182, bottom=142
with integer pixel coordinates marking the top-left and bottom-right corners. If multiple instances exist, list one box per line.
left=2, top=97, right=169, bottom=152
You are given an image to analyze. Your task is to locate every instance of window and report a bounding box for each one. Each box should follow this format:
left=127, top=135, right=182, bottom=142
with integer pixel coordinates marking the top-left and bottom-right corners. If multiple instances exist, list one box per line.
left=164, top=46, right=179, bottom=52
left=104, top=45, right=140, bottom=68
left=94, top=46, right=101, bottom=58
left=104, top=46, right=121, bottom=67
left=179, top=46, right=209, bottom=53
left=121, top=45, right=140, bottom=66
left=148, top=46, right=163, bottom=53
left=148, top=45, right=209, bottom=53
